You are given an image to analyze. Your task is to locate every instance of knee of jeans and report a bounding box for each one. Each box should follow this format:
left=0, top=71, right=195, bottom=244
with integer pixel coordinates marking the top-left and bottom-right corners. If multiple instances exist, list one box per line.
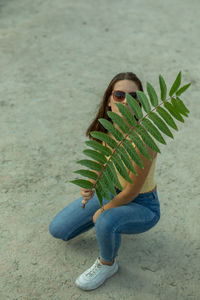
left=155, top=212, right=160, bottom=223
left=95, top=213, right=113, bottom=234
left=49, top=221, right=65, bottom=240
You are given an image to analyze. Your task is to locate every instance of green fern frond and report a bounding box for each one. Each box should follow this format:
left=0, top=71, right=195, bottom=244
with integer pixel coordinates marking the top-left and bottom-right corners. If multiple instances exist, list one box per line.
left=171, top=97, right=189, bottom=117
left=96, top=181, right=104, bottom=206
left=159, top=74, right=167, bottom=100
left=73, top=169, right=98, bottom=181
left=116, top=145, right=138, bottom=174
left=122, top=139, right=144, bottom=169
left=98, top=175, right=112, bottom=201
left=146, top=82, right=159, bottom=106
left=85, top=139, right=112, bottom=156
left=169, top=71, right=182, bottom=97
left=147, top=111, right=174, bottom=139
left=115, top=103, right=138, bottom=127
left=98, top=118, right=124, bottom=141
left=69, top=71, right=191, bottom=207
left=106, top=160, right=123, bottom=191
left=90, top=131, right=118, bottom=149
left=76, top=159, right=103, bottom=171
left=110, top=152, right=134, bottom=184
left=135, top=125, right=161, bottom=153
left=107, top=111, right=130, bottom=134
left=141, top=118, right=167, bottom=145
left=69, top=179, right=94, bottom=189
left=102, top=169, right=118, bottom=196
left=125, top=93, right=144, bottom=119
left=128, top=130, right=151, bottom=159
left=83, top=149, right=107, bottom=165
left=156, top=106, right=178, bottom=131
left=176, top=83, right=191, bottom=96
left=164, top=102, right=185, bottom=123
left=136, top=91, right=151, bottom=112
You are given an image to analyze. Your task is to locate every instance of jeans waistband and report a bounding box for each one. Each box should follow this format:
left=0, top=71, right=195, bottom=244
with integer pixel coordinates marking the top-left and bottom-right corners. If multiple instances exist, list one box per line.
left=115, top=185, right=157, bottom=195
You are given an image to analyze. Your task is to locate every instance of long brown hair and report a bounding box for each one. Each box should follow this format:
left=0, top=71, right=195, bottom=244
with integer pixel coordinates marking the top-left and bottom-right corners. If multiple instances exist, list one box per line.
left=86, top=72, right=144, bottom=143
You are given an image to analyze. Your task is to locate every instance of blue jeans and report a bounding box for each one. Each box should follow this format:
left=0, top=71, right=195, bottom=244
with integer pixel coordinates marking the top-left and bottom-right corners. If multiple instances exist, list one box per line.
left=49, top=187, right=160, bottom=262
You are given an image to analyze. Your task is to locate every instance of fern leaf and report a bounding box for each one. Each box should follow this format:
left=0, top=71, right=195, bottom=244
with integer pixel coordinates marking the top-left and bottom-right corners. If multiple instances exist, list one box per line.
left=100, top=172, right=114, bottom=200
left=83, top=149, right=107, bottom=165
left=69, top=179, right=93, bottom=189
left=125, top=93, right=143, bottom=119
left=85, top=139, right=112, bottom=156
left=128, top=130, right=152, bottom=159
left=169, top=71, right=182, bottom=97
left=96, top=181, right=103, bottom=206
left=164, top=102, right=184, bottom=123
left=123, top=139, right=144, bottom=169
left=176, top=97, right=190, bottom=113
left=136, top=91, right=151, bottom=113
left=99, top=176, right=112, bottom=201
left=76, top=159, right=103, bottom=171
left=98, top=118, right=124, bottom=141
left=171, top=97, right=190, bottom=117
left=176, top=83, right=191, bottom=96
left=111, top=153, right=134, bottom=184
left=159, top=74, right=167, bottom=100
left=106, top=161, right=123, bottom=191
left=135, top=125, right=161, bottom=153
left=146, top=82, right=159, bottom=106
left=103, top=169, right=118, bottom=196
left=156, top=106, right=178, bottom=131
left=90, top=131, right=118, bottom=149
left=115, top=103, right=138, bottom=127
left=116, top=145, right=138, bottom=173
left=107, top=111, right=130, bottom=134
left=148, top=111, right=174, bottom=138
left=73, top=169, right=98, bottom=181
left=141, top=118, right=167, bottom=145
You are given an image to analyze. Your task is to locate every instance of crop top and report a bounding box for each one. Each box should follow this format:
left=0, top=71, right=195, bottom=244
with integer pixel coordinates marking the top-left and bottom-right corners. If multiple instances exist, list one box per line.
left=101, top=137, right=157, bottom=193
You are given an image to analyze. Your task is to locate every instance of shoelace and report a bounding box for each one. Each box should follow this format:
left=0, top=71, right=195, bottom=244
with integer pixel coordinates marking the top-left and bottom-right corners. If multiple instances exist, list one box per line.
left=86, top=260, right=103, bottom=278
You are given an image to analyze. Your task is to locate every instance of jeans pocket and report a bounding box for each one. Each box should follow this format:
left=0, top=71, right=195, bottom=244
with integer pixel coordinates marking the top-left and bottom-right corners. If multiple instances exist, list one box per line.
left=152, top=193, right=156, bottom=200
left=153, top=190, right=159, bottom=201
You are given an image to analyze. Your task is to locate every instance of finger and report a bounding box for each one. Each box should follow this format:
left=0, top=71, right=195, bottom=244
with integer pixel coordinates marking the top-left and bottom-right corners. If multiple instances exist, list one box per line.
left=82, top=196, right=91, bottom=201
left=84, top=191, right=92, bottom=195
left=81, top=199, right=88, bottom=205
left=81, top=188, right=92, bottom=192
left=83, top=191, right=94, bottom=197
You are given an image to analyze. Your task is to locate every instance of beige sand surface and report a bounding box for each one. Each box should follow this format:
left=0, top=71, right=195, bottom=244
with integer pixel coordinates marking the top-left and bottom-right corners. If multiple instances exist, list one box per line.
left=0, top=0, right=199, bottom=299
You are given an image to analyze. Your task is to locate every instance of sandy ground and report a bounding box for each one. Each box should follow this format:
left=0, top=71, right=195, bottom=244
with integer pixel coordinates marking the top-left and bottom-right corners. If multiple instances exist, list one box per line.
left=0, top=0, right=200, bottom=299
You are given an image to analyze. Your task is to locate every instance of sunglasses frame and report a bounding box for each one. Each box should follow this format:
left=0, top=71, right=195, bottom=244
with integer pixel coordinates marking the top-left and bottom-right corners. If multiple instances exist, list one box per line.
left=112, top=90, right=139, bottom=102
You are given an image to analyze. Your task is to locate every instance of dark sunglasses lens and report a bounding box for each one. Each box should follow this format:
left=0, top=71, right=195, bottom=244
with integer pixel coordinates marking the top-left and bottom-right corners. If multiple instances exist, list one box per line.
left=129, top=92, right=137, bottom=98
left=113, top=91, right=125, bottom=100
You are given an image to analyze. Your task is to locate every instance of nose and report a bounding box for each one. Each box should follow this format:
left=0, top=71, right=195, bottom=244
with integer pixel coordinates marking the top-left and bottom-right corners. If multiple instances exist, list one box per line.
left=122, top=98, right=128, bottom=105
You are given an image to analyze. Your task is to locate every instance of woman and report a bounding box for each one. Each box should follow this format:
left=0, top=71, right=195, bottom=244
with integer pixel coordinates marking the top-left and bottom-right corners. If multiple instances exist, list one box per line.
left=49, top=72, right=161, bottom=291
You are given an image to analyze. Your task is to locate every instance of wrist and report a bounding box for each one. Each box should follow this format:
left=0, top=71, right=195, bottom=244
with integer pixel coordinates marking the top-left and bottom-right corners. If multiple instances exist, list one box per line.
left=100, top=206, right=105, bottom=212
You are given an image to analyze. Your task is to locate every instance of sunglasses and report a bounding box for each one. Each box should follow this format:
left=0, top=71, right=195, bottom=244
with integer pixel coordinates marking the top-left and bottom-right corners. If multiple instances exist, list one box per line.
left=112, top=90, right=138, bottom=102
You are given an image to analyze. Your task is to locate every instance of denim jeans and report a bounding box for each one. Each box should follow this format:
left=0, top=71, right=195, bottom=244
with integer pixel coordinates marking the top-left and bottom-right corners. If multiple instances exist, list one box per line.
left=49, top=187, right=160, bottom=262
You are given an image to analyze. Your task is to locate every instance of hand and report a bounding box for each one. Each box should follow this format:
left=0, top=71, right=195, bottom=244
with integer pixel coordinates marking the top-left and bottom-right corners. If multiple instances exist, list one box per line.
left=81, top=188, right=95, bottom=207
left=93, top=208, right=103, bottom=224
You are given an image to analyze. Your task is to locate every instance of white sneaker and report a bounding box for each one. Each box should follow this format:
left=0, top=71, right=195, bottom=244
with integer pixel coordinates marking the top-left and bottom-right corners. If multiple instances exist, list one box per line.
left=75, top=257, right=119, bottom=290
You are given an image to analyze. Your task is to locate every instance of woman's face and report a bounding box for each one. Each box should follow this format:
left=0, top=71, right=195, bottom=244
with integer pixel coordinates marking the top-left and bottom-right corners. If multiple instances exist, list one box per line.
left=108, top=79, right=140, bottom=130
